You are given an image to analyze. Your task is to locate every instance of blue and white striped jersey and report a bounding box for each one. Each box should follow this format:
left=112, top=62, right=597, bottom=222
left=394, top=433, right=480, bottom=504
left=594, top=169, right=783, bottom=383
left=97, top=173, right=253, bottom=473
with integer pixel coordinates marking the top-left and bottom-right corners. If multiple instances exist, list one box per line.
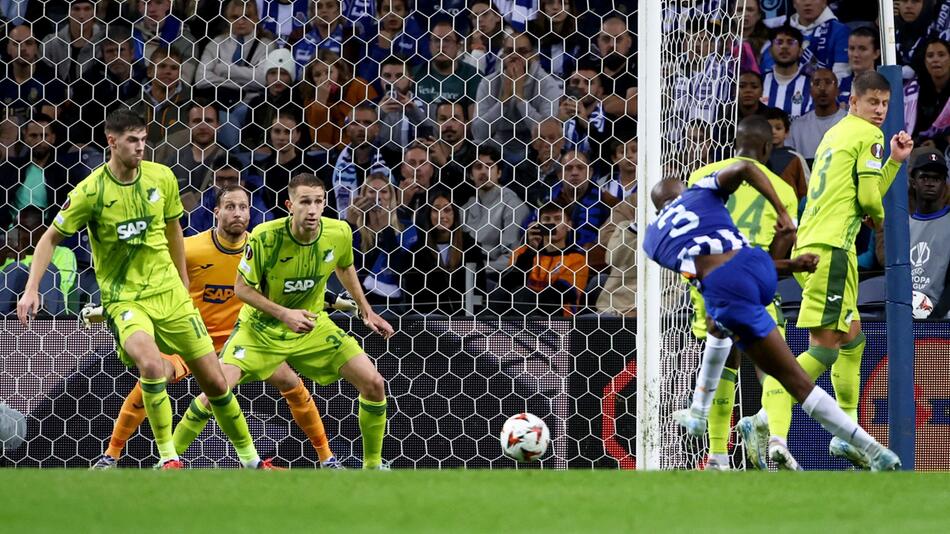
left=763, top=70, right=813, bottom=118
left=643, top=174, right=749, bottom=276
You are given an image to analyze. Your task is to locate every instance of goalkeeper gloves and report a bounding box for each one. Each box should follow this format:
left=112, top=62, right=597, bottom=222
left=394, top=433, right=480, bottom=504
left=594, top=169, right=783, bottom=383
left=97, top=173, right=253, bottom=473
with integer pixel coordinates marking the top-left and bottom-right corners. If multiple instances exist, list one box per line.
left=325, top=291, right=360, bottom=316
left=80, top=303, right=106, bottom=328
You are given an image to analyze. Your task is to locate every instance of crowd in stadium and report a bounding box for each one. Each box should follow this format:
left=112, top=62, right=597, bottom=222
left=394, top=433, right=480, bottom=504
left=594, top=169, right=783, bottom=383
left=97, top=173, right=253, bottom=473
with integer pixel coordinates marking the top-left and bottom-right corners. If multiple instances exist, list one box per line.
left=0, top=0, right=947, bottom=319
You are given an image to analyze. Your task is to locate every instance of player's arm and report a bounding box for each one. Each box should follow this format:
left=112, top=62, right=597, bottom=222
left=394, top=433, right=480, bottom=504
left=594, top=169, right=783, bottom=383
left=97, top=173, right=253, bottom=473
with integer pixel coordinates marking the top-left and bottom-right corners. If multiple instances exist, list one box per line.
left=335, top=263, right=394, bottom=339
left=234, top=274, right=316, bottom=333
left=773, top=253, right=820, bottom=276
left=881, top=131, right=914, bottom=194
left=16, top=227, right=66, bottom=324
left=165, top=219, right=189, bottom=288
left=716, top=161, right=794, bottom=230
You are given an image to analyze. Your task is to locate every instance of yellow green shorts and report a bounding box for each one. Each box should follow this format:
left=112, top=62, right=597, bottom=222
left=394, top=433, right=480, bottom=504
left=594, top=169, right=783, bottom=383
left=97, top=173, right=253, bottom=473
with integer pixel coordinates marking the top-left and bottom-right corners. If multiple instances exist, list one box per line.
left=220, top=312, right=364, bottom=386
left=105, top=286, right=215, bottom=368
left=793, top=244, right=858, bottom=332
left=690, top=285, right=785, bottom=340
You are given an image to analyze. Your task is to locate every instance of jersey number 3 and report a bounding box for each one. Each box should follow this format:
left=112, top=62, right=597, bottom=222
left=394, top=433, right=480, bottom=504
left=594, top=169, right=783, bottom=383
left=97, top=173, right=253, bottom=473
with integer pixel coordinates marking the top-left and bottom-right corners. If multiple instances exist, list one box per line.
left=656, top=204, right=700, bottom=238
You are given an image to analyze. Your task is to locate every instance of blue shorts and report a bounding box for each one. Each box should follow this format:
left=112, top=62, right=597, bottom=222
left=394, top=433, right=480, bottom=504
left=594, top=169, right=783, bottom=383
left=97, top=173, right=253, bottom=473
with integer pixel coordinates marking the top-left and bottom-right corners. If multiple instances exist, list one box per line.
left=700, top=247, right=778, bottom=348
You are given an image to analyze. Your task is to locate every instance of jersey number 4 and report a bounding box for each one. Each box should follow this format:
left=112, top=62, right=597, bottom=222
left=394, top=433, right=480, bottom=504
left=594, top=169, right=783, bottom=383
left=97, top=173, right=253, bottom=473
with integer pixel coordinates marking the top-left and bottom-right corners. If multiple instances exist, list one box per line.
left=656, top=204, right=700, bottom=238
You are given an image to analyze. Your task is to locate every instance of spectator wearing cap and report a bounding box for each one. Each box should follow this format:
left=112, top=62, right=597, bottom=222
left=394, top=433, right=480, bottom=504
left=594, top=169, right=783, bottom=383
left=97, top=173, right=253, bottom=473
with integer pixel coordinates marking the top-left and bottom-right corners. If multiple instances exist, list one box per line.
left=124, top=46, right=194, bottom=145
left=762, top=0, right=851, bottom=81
left=240, top=47, right=303, bottom=153
left=838, top=26, right=880, bottom=106
left=41, top=0, right=103, bottom=86
left=472, top=31, right=561, bottom=166
left=412, top=15, right=480, bottom=113
left=131, top=0, right=199, bottom=84
left=788, top=67, right=846, bottom=164
left=762, top=25, right=813, bottom=120
left=908, top=147, right=950, bottom=318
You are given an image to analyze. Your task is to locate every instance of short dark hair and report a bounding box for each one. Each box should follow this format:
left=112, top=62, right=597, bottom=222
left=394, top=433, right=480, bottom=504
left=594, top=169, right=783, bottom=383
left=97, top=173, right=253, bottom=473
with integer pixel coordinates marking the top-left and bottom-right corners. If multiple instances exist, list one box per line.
left=104, top=108, right=147, bottom=134
left=763, top=107, right=790, bottom=130
left=769, top=24, right=804, bottom=45
left=288, top=173, right=326, bottom=193
left=538, top=202, right=564, bottom=217
left=850, top=26, right=880, bottom=51
left=740, top=70, right=764, bottom=84
left=215, top=184, right=249, bottom=207
left=26, top=112, right=54, bottom=126
left=434, top=98, right=469, bottom=121
left=852, top=70, right=891, bottom=97
left=381, top=56, right=406, bottom=69
left=476, top=143, right=501, bottom=165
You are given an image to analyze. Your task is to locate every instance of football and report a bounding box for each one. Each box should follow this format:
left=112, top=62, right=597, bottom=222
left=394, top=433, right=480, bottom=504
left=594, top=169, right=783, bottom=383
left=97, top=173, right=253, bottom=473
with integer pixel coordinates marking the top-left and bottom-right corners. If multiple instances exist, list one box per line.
left=913, top=290, right=934, bottom=319
left=500, top=413, right=550, bottom=462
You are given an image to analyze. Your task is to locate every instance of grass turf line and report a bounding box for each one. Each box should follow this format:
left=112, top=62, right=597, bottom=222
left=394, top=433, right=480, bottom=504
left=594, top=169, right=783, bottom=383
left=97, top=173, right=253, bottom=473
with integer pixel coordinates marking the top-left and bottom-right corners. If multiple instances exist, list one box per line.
left=1, top=470, right=948, bottom=533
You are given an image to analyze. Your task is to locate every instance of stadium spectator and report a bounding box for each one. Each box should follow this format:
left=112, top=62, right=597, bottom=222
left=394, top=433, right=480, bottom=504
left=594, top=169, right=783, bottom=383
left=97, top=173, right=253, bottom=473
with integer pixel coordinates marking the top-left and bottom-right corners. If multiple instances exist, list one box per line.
left=557, top=87, right=591, bottom=155
left=194, top=0, right=274, bottom=109
left=328, top=103, right=389, bottom=219
left=740, top=0, right=770, bottom=68
left=498, top=202, right=590, bottom=317
left=355, top=0, right=427, bottom=82
left=375, top=57, right=430, bottom=157
left=394, top=141, right=436, bottom=226
left=524, top=149, right=616, bottom=270
left=602, top=137, right=637, bottom=201
left=152, top=102, right=224, bottom=212
left=788, top=67, right=847, bottom=163
left=301, top=50, right=346, bottom=150
left=0, top=206, right=75, bottom=315
left=905, top=38, right=950, bottom=140
left=256, top=0, right=310, bottom=44
left=424, top=99, right=477, bottom=202
left=763, top=25, right=814, bottom=119
left=595, top=193, right=636, bottom=317
left=347, top=173, right=417, bottom=309
left=529, top=0, right=584, bottom=78
left=764, top=107, right=810, bottom=200
left=472, top=31, right=560, bottom=165
left=412, top=15, right=479, bottom=110
left=404, top=188, right=483, bottom=315
left=131, top=0, right=199, bottom=83
left=909, top=147, right=950, bottom=318
left=512, top=117, right=565, bottom=202
left=0, top=116, right=20, bottom=163
left=896, top=0, right=933, bottom=67
left=0, top=24, right=66, bottom=119
left=291, top=0, right=357, bottom=72
left=461, top=0, right=504, bottom=75
left=737, top=71, right=781, bottom=124
left=762, top=0, right=850, bottom=80
left=124, top=46, right=193, bottom=145
left=682, top=119, right=716, bottom=169
left=73, top=26, right=148, bottom=146
left=563, top=64, right=610, bottom=159
left=838, top=26, right=881, bottom=105
left=461, top=144, right=530, bottom=272
left=594, top=13, right=637, bottom=117
left=669, top=19, right=734, bottom=137
left=0, top=114, right=77, bottom=229
left=251, top=110, right=326, bottom=214
left=240, top=47, right=302, bottom=153
left=40, top=0, right=102, bottom=85
left=185, top=155, right=273, bottom=235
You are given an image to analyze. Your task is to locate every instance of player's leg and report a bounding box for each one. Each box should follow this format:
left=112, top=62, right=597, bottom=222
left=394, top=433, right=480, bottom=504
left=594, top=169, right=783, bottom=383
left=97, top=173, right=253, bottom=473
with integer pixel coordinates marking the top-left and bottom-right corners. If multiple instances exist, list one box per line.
left=705, top=347, right=740, bottom=470
left=172, top=362, right=242, bottom=455
left=96, top=354, right=189, bottom=467
left=265, top=363, right=339, bottom=466
left=829, top=320, right=870, bottom=468
left=121, top=331, right=181, bottom=467
left=338, top=354, right=388, bottom=469
left=742, top=329, right=899, bottom=470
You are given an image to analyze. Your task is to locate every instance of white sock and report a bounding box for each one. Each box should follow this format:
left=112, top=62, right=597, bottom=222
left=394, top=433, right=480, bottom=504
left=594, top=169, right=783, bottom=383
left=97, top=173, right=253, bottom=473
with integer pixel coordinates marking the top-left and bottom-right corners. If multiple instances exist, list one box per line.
left=690, top=335, right=733, bottom=418
left=243, top=457, right=261, bottom=469
left=801, top=386, right=879, bottom=454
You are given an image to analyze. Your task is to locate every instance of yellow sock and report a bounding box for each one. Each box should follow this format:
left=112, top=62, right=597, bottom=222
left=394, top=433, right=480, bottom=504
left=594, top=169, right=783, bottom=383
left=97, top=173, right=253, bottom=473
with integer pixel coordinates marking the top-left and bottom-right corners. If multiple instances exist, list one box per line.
left=281, top=381, right=334, bottom=462
left=832, top=332, right=865, bottom=421
left=708, top=367, right=738, bottom=455
left=106, top=382, right=147, bottom=459
left=761, top=347, right=837, bottom=440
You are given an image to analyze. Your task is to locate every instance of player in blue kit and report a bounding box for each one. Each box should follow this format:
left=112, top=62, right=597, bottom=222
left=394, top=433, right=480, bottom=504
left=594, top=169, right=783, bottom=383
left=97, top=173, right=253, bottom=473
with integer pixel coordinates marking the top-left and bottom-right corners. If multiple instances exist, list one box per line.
left=643, top=118, right=901, bottom=471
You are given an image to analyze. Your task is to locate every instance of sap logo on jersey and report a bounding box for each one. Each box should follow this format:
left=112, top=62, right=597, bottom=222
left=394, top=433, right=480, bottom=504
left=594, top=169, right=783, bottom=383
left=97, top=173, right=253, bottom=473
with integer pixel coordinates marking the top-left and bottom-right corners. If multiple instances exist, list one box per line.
left=116, top=216, right=153, bottom=240
left=283, top=278, right=316, bottom=294
left=203, top=284, right=235, bottom=304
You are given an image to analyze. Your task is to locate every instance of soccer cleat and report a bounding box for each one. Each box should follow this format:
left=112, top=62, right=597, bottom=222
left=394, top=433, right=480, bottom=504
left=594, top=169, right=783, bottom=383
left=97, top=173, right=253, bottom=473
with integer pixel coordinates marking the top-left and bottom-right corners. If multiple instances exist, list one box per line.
left=829, top=437, right=870, bottom=470
left=363, top=460, right=391, bottom=470
left=869, top=447, right=901, bottom=472
left=672, top=408, right=707, bottom=437
left=736, top=415, right=768, bottom=470
left=768, top=439, right=803, bottom=471
left=704, top=456, right=730, bottom=471
left=256, top=458, right=287, bottom=470
left=321, top=457, right=346, bottom=469
left=158, top=459, right=184, bottom=470
left=89, top=454, right=117, bottom=470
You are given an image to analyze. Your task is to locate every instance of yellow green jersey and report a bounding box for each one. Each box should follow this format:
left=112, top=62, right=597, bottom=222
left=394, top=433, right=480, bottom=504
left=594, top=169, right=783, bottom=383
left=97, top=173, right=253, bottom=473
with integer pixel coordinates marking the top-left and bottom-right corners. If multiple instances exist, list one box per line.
left=237, top=216, right=354, bottom=341
left=52, top=161, right=184, bottom=305
left=687, top=156, right=798, bottom=249
left=798, top=113, right=903, bottom=250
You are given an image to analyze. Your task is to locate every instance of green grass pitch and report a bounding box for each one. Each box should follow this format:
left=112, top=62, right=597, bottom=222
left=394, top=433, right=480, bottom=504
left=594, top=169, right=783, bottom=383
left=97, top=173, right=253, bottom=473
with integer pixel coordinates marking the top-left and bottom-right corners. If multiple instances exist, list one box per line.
left=1, top=470, right=948, bottom=533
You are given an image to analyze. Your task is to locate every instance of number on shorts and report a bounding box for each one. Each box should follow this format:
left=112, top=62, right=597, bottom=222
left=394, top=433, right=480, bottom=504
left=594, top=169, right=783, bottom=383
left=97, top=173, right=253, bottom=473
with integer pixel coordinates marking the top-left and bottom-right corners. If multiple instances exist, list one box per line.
left=325, top=331, right=343, bottom=351
left=189, top=316, right=208, bottom=338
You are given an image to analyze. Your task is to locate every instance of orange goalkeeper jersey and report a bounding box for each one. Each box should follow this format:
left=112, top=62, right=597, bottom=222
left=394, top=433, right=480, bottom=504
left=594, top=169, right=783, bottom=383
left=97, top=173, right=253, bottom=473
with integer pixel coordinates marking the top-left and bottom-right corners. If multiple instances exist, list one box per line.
left=184, top=229, right=247, bottom=351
